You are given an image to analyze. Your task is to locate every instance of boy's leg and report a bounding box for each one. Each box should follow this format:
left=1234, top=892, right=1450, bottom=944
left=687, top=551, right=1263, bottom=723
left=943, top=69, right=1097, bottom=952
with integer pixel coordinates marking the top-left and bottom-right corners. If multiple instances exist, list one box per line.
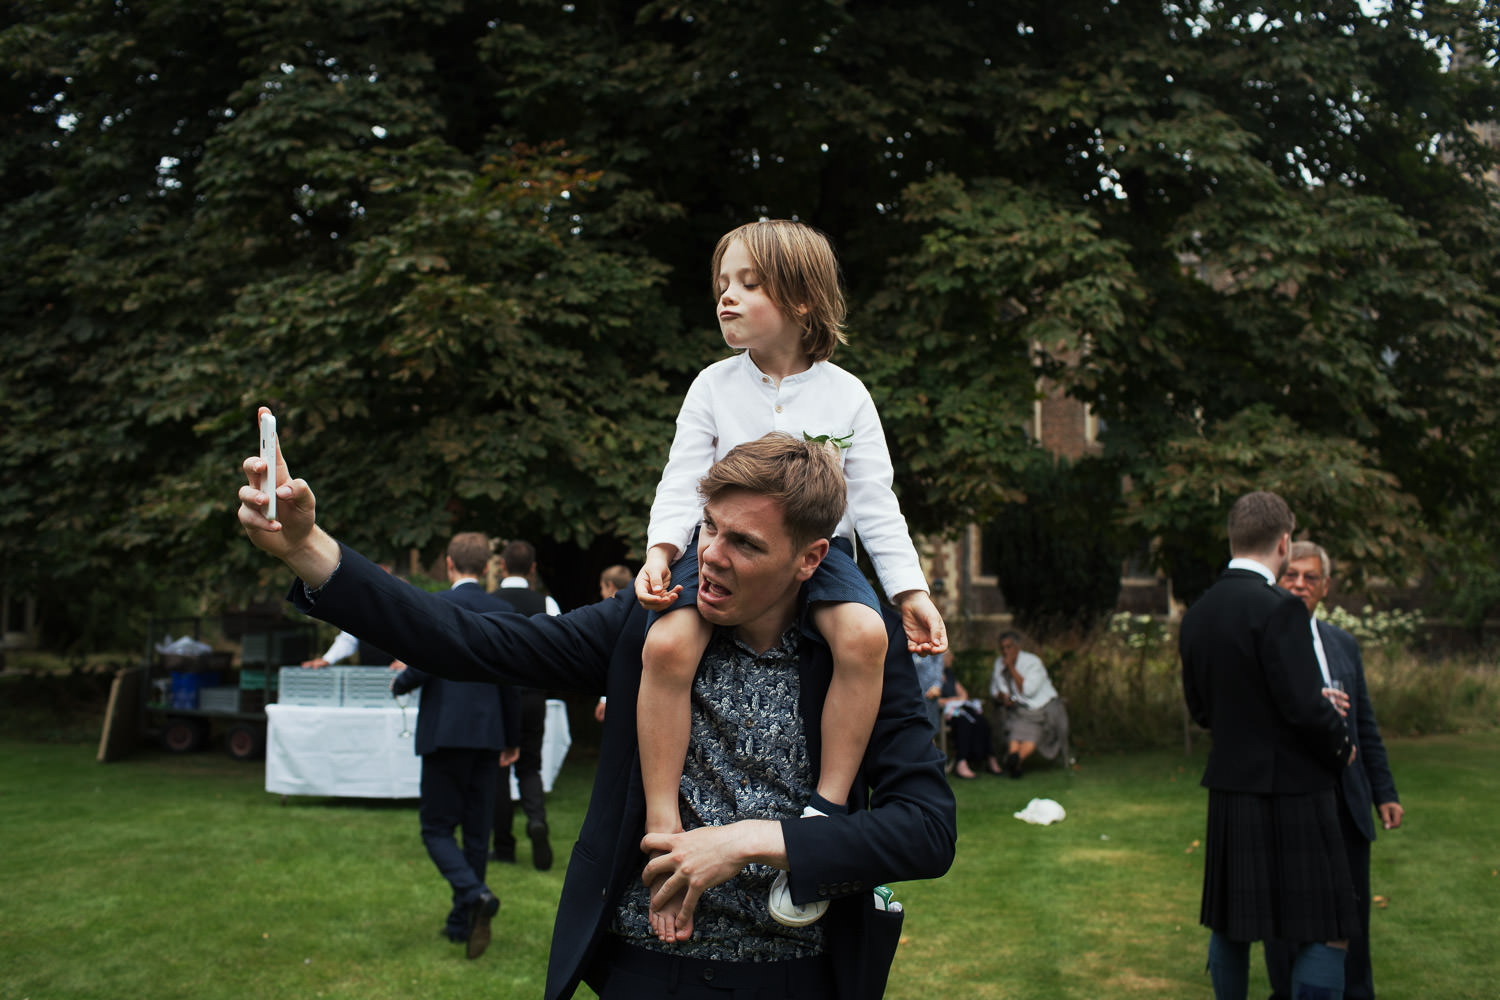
left=637, top=606, right=713, bottom=941
left=767, top=601, right=885, bottom=929
left=810, top=601, right=887, bottom=807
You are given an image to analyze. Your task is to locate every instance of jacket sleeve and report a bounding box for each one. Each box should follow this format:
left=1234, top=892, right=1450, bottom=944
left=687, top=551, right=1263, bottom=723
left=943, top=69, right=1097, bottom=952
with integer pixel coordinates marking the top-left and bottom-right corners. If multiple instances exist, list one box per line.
left=1262, top=597, right=1351, bottom=773
left=1339, top=628, right=1399, bottom=805
left=289, top=542, right=626, bottom=693
left=647, top=369, right=717, bottom=557
left=389, top=665, right=428, bottom=697
left=1181, top=626, right=1210, bottom=729
left=841, top=385, right=928, bottom=599
left=780, top=612, right=957, bottom=902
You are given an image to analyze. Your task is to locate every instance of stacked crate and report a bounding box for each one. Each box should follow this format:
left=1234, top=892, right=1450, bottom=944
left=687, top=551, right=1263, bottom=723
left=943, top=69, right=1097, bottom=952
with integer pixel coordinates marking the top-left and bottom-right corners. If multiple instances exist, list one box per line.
left=276, top=666, right=419, bottom=707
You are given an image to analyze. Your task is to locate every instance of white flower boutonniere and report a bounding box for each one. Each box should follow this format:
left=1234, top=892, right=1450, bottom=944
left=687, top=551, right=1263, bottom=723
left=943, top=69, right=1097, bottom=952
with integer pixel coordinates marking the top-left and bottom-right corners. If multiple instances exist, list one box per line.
left=803, top=430, right=854, bottom=450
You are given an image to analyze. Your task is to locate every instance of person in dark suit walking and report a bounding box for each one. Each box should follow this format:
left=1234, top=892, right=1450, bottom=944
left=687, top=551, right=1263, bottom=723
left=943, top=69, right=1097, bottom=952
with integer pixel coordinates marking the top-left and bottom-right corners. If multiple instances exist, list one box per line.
left=240, top=426, right=956, bottom=1000
left=1266, top=542, right=1404, bottom=1000
left=390, top=532, right=521, bottom=959
left=1180, top=491, right=1358, bottom=1000
left=492, top=538, right=560, bottom=870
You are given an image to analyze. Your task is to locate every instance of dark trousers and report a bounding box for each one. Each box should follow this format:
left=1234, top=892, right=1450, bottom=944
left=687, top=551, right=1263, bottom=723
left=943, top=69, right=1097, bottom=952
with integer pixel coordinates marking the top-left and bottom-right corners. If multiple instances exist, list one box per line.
left=419, top=746, right=498, bottom=934
left=494, top=687, right=547, bottom=854
left=950, top=708, right=994, bottom=767
left=1266, top=804, right=1374, bottom=999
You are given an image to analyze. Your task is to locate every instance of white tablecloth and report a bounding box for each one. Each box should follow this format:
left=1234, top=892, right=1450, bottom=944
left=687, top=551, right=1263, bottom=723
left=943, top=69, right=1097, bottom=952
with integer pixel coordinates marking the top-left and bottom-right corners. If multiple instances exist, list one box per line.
left=265, top=700, right=572, bottom=799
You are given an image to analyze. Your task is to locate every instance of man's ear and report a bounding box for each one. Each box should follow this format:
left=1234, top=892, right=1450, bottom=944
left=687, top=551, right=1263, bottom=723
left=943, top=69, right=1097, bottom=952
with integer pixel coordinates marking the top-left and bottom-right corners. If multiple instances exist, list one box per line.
left=795, top=538, right=830, bottom=583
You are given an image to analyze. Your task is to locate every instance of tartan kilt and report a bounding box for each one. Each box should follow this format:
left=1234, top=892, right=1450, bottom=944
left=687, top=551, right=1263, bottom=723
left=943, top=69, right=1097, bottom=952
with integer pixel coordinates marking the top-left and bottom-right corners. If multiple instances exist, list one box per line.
left=1199, top=787, right=1358, bottom=943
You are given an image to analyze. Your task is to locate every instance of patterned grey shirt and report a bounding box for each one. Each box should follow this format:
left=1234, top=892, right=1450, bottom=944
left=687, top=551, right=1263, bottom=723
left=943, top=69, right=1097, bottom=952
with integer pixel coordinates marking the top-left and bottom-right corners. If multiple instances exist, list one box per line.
left=612, top=625, right=825, bottom=960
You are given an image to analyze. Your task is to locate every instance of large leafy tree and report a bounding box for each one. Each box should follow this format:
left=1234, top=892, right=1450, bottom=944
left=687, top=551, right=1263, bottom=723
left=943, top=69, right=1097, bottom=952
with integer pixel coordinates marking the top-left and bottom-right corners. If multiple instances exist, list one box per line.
left=1, top=1, right=689, bottom=644
left=3, top=1, right=1498, bottom=647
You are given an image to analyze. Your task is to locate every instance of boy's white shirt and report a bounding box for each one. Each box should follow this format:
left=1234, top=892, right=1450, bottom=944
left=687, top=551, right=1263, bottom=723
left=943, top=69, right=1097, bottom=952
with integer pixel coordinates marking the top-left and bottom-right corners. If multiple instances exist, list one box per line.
left=648, top=350, right=928, bottom=598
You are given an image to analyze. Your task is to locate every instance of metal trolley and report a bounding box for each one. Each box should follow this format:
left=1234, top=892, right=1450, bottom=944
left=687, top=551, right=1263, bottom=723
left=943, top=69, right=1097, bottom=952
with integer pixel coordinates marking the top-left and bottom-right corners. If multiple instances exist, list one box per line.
left=141, top=614, right=316, bottom=760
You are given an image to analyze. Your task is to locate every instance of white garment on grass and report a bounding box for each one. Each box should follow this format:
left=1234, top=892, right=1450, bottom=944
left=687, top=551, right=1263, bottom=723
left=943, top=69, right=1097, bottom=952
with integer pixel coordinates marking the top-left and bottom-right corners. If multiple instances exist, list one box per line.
left=1013, top=798, right=1066, bottom=826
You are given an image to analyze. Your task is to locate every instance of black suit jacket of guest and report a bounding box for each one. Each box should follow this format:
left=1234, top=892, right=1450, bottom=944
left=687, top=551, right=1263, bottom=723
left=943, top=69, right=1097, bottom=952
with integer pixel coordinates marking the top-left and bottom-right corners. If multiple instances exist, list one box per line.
left=1319, top=621, right=1399, bottom=842
left=1181, top=568, right=1352, bottom=794
left=291, top=543, right=957, bottom=1000
left=389, top=581, right=521, bottom=756
left=497, top=583, right=554, bottom=696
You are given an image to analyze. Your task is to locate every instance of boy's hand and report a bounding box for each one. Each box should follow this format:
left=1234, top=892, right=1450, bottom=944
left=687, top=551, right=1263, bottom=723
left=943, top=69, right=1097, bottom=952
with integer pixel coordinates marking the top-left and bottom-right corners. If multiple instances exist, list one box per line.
left=635, top=544, right=684, bottom=610
left=894, top=590, right=948, bottom=655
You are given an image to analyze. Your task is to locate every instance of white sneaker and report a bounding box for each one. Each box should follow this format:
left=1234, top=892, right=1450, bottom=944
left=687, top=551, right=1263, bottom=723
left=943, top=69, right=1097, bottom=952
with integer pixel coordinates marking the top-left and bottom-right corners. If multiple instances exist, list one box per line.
left=768, top=805, right=830, bottom=927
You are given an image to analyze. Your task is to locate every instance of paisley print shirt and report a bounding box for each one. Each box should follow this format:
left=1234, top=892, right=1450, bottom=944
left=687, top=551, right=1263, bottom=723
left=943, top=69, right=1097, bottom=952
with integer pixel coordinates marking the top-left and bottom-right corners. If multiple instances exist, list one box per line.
left=612, top=625, right=824, bottom=960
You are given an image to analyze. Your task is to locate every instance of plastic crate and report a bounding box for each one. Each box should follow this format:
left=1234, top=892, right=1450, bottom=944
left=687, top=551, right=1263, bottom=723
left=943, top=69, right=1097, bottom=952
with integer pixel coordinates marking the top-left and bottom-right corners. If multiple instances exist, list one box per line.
left=277, top=667, right=341, bottom=706
left=242, top=629, right=315, bottom=668
left=198, top=687, right=240, bottom=713
left=339, top=667, right=414, bottom=708
left=238, top=667, right=278, bottom=692
left=170, top=671, right=202, bottom=709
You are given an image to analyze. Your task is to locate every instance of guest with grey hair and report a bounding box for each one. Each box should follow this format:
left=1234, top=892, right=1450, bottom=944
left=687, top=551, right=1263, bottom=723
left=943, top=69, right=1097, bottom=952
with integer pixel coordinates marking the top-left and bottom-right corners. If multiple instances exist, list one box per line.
left=989, top=631, right=1068, bottom=778
left=1264, top=541, right=1403, bottom=1000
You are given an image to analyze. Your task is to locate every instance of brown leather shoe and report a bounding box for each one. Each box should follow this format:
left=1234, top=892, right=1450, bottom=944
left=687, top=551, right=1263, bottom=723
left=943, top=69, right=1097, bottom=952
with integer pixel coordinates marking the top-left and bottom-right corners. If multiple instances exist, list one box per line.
left=465, top=890, right=499, bottom=959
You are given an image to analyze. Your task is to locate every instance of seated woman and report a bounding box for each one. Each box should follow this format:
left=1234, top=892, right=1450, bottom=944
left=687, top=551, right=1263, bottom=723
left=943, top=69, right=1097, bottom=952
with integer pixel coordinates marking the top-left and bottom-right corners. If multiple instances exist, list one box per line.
left=936, top=652, right=1002, bottom=779
left=989, top=631, right=1069, bottom=778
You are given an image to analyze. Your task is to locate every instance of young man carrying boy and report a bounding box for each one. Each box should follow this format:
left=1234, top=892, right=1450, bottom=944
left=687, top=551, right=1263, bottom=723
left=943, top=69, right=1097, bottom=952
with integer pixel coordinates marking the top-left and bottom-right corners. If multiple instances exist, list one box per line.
left=239, top=426, right=955, bottom=1000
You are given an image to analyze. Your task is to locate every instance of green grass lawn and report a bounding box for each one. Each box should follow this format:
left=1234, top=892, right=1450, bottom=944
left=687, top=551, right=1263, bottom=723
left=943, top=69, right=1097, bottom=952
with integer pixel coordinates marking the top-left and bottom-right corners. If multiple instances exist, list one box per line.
left=2, top=733, right=1495, bottom=999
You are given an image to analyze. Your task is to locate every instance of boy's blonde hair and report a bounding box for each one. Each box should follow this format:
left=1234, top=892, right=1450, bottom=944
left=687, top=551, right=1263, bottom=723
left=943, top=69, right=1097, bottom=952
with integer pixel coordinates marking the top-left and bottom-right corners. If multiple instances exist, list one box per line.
left=711, top=220, right=849, bottom=363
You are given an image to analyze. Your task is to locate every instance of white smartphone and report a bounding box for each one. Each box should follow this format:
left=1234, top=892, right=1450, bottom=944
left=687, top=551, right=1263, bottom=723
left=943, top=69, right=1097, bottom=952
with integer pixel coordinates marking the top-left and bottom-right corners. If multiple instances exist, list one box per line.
left=259, top=410, right=278, bottom=520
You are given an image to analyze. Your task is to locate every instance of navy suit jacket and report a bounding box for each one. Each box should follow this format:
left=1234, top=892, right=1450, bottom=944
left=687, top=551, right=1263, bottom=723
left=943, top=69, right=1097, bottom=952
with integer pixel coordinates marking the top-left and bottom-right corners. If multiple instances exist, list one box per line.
left=389, top=581, right=521, bottom=756
left=1181, top=568, right=1352, bottom=794
left=1318, top=620, right=1399, bottom=842
left=291, top=543, right=956, bottom=1000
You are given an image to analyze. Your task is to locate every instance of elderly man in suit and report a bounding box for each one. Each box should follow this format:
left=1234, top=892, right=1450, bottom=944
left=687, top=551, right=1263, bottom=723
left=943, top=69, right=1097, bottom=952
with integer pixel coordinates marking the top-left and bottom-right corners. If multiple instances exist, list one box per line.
left=1265, top=542, right=1404, bottom=1000
left=240, top=424, right=956, bottom=1000
left=389, top=532, right=521, bottom=959
left=1180, top=491, right=1357, bottom=1000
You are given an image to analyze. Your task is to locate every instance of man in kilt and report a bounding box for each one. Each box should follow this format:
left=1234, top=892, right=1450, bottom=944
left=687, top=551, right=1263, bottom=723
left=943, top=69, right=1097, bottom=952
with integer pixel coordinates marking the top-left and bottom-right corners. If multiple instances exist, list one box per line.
left=1180, top=491, right=1358, bottom=1000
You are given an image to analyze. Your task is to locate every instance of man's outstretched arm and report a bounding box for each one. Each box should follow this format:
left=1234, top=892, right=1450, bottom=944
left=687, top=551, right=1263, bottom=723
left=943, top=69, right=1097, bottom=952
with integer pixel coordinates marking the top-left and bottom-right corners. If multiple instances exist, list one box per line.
left=238, top=406, right=624, bottom=691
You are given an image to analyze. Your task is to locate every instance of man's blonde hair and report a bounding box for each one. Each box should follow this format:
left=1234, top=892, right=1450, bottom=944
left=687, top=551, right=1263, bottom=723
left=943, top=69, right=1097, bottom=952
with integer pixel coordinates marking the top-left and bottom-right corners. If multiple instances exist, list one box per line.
left=711, top=220, right=848, bottom=363
left=698, top=433, right=846, bottom=550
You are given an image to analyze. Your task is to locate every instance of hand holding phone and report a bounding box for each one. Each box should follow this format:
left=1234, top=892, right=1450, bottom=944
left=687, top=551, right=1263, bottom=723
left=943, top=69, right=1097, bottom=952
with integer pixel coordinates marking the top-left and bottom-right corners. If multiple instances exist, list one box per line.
left=259, top=410, right=278, bottom=520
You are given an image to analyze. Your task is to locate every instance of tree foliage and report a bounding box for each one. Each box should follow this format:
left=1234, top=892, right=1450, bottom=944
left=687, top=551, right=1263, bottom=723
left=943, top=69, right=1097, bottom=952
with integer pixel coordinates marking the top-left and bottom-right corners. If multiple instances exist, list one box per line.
left=986, top=455, right=1128, bottom=638
left=3, top=1, right=1499, bottom=646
